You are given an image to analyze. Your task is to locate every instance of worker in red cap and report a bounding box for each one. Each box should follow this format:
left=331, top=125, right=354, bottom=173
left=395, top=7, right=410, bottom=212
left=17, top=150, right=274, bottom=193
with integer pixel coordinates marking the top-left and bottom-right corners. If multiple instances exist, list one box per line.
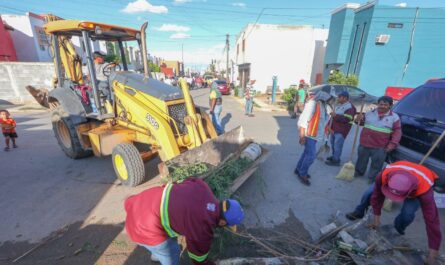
left=346, top=160, right=441, bottom=265
left=125, top=177, right=244, bottom=265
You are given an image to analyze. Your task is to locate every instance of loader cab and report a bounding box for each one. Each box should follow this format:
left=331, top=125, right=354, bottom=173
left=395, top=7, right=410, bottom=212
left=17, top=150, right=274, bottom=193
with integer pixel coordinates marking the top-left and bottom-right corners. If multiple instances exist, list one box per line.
left=43, top=19, right=149, bottom=119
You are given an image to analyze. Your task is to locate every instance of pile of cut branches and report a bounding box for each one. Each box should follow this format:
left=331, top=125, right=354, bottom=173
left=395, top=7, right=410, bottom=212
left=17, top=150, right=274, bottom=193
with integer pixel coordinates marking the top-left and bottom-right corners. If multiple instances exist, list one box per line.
left=166, top=157, right=253, bottom=199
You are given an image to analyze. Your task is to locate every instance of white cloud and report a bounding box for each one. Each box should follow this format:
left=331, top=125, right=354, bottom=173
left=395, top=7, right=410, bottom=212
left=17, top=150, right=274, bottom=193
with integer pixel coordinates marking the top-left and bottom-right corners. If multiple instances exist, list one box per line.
left=395, top=2, right=407, bottom=7
left=122, top=0, right=168, bottom=14
left=170, top=33, right=191, bottom=39
left=157, top=24, right=190, bottom=32
left=232, top=2, right=246, bottom=8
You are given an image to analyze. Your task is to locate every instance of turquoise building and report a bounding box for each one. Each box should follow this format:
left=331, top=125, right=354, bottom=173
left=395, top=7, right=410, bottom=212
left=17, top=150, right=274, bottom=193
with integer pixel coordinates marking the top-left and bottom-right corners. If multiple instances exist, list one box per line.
left=324, top=2, right=445, bottom=96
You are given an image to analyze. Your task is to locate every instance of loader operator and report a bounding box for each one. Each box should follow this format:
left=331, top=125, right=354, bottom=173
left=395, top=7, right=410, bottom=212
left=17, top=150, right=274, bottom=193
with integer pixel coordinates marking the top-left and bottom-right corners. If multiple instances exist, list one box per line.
left=86, top=51, right=111, bottom=100
left=125, top=177, right=245, bottom=265
left=346, top=161, right=442, bottom=265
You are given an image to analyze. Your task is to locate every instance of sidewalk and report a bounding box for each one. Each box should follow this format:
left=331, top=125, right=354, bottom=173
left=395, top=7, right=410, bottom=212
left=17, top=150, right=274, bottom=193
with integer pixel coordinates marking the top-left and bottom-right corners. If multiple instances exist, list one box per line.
left=231, top=94, right=287, bottom=113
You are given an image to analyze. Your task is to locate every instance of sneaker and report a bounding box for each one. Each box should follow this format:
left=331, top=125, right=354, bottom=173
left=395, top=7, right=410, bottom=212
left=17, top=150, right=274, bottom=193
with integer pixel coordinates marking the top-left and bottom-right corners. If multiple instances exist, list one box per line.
left=326, top=156, right=334, bottom=161
left=297, top=175, right=311, bottom=186
left=345, top=211, right=364, bottom=221
left=325, top=160, right=340, bottom=166
left=4, top=147, right=9, bottom=152
left=13, top=144, right=18, bottom=148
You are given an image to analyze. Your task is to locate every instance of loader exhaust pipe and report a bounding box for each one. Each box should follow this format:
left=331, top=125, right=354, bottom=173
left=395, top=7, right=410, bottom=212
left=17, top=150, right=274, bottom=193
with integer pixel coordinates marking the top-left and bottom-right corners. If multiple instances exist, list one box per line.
left=140, top=22, right=151, bottom=79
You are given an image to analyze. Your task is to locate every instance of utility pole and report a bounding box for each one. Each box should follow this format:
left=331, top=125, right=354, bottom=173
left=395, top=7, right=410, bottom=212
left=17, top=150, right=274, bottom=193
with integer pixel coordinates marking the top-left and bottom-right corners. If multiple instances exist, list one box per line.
left=226, top=34, right=230, bottom=83
left=181, top=43, right=184, bottom=76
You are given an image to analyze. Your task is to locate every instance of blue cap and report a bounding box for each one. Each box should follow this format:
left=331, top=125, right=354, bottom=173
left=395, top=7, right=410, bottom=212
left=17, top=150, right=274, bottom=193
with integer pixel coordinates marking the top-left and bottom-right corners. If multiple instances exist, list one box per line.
left=223, top=199, right=244, bottom=226
left=338, top=91, right=349, bottom=98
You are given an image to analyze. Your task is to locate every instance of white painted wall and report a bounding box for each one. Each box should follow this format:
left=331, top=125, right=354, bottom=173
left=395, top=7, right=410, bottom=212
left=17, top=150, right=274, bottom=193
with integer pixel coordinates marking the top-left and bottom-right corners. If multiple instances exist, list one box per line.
left=236, top=24, right=328, bottom=93
left=311, top=28, right=329, bottom=85
left=2, top=15, right=38, bottom=62
left=28, top=15, right=51, bottom=62
left=2, top=13, right=51, bottom=62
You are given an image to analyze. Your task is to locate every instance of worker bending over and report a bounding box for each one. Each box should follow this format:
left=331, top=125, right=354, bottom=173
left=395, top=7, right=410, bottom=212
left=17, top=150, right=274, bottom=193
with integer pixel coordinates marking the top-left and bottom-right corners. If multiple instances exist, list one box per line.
left=125, top=177, right=244, bottom=265
left=346, top=161, right=442, bottom=265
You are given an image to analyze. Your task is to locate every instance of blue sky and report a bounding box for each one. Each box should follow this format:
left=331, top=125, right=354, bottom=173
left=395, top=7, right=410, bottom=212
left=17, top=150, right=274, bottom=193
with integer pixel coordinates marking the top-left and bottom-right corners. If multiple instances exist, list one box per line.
left=1, top=0, right=444, bottom=70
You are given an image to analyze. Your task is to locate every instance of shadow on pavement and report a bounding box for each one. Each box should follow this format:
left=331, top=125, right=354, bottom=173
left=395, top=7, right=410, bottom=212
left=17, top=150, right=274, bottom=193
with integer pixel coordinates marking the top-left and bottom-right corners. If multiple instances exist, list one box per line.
left=0, top=222, right=125, bottom=265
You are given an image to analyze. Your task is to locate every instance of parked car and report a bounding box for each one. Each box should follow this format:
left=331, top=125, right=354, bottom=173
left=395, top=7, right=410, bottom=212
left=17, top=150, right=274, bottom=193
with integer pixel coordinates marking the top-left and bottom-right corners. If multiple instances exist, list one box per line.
left=211, top=80, right=230, bottom=95
left=308, top=84, right=378, bottom=112
left=387, top=78, right=445, bottom=193
left=194, top=76, right=204, bottom=88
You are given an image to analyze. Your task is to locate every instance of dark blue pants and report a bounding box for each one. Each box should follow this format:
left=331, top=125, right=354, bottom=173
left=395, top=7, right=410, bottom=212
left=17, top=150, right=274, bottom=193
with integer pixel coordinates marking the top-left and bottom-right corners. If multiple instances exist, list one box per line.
left=330, top=133, right=345, bottom=162
left=295, top=137, right=317, bottom=177
left=354, top=184, right=420, bottom=234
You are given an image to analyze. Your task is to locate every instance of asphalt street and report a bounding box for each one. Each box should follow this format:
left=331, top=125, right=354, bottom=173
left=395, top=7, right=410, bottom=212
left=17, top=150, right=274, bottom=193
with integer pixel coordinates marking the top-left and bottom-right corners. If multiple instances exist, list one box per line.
left=0, top=89, right=444, bottom=258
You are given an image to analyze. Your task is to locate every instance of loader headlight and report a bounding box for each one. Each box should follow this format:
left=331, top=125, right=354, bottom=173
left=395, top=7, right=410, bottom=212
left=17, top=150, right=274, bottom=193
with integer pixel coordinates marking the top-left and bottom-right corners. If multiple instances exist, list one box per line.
left=95, top=26, right=103, bottom=35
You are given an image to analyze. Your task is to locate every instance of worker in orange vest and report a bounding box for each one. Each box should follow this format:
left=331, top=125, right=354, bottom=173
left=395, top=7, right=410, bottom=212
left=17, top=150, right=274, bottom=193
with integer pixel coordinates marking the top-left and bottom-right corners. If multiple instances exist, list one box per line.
left=346, top=161, right=442, bottom=265
left=294, top=87, right=334, bottom=185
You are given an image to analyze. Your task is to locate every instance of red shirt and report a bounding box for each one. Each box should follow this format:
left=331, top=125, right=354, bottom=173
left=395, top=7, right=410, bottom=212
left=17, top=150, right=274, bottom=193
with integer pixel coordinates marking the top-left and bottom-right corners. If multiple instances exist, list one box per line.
left=0, top=118, right=16, bottom=133
left=371, top=173, right=442, bottom=250
left=125, top=178, right=220, bottom=264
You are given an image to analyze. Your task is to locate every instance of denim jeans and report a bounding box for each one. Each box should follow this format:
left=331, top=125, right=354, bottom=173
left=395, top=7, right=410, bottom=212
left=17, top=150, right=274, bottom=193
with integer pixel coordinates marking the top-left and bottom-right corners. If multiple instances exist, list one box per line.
left=295, top=137, right=317, bottom=177
left=139, top=238, right=181, bottom=265
left=355, top=145, right=386, bottom=181
left=245, top=98, right=253, bottom=114
left=354, top=184, right=420, bottom=234
left=330, top=133, right=345, bottom=162
left=212, top=104, right=224, bottom=135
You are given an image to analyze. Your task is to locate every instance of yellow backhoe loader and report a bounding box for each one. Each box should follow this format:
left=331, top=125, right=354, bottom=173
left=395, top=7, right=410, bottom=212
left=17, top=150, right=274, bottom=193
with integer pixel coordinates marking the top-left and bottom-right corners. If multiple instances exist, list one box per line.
left=27, top=16, right=267, bottom=187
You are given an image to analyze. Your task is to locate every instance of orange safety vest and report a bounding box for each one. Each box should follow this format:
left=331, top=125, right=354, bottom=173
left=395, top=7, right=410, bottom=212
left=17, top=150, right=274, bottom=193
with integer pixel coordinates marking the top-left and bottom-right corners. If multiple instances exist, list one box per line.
left=307, top=102, right=321, bottom=137
left=382, top=161, right=438, bottom=197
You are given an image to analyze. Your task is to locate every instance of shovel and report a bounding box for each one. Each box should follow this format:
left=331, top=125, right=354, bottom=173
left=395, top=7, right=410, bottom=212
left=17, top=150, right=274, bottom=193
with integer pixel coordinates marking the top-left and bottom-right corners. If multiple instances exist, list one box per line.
left=316, top=104, right=334, bottom=160
left=384, top=129, right=445, bottom=211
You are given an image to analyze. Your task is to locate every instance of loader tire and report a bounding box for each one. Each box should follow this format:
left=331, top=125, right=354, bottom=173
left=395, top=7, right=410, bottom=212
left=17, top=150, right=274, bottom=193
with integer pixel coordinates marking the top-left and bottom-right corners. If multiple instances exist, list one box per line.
left=52, top=107, right=93, bottom=159
left=112, top=143, right=145, bottom=187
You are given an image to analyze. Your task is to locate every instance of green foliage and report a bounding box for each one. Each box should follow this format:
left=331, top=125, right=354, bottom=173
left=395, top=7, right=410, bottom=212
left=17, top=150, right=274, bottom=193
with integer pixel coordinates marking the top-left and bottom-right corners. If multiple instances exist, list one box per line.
left=281, top=87, right=297, bottom=104
left=328, top=71, right=359, bottom=87
left=105, top=54, right=120, bottom=64
left=149, top=61, right=161, bottom=72
left=166, top=158, right=253, bottom=200
left=234, top=86, right=239, bottom=97
left=168, top=163, right=209, bottom=183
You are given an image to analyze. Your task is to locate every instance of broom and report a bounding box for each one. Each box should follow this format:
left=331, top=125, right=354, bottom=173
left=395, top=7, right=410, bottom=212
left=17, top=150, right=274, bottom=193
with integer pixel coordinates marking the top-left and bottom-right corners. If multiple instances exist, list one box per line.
left=336, top=103, right=365, bottom=181
left=384, top=129, right=445, bottom=211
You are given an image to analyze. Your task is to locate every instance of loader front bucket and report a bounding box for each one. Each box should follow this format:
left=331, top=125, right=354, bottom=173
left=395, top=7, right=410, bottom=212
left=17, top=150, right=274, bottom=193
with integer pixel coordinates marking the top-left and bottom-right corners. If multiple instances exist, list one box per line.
left=25, top=86, right=50, bottom=108
left=167, top=126, right=248, bottom=167
left=161, top=126, right=269, bottom=194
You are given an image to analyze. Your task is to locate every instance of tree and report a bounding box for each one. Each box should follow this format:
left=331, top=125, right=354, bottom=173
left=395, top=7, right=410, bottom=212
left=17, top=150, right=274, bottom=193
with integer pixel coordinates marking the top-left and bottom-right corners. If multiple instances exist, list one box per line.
left=149, top=61, right=160, bottom=72
left=328, top=70, right=359, bottom=87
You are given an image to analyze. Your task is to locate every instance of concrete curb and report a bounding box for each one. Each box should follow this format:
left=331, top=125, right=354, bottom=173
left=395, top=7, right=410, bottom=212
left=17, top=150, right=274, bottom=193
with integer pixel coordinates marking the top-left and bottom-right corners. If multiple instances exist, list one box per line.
left=230, top=95, right=287, bottom=113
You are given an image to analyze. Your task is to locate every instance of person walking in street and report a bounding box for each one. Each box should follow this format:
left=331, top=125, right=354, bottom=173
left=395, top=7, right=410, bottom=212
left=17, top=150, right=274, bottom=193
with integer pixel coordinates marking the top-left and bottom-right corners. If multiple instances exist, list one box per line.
left=345, top=161, right=441, bottom=265
left=291, top=79, right=307, bottom=118
left=125, top=177, right=245, bottom=265
left=209, top=82, right=224, bottom=135
left=0, top=110, right=18, bottom=151
left=294, top=87, right=334, bottom=186
left=354, top=96, right=401, bottom=182
left=325, top=91, right=356, bottom=166
left=244, top=80, right=255, bottom=117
